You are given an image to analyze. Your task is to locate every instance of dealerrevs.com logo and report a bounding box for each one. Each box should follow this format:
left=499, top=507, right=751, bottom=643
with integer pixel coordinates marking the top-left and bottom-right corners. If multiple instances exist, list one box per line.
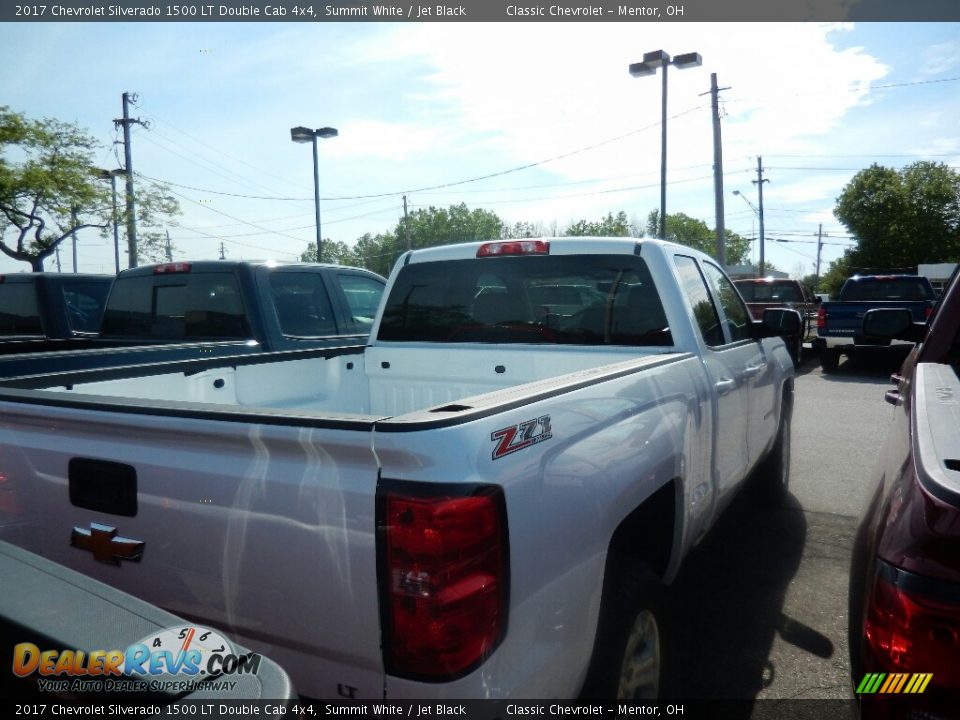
left=12, top=625, right=261, bottom=694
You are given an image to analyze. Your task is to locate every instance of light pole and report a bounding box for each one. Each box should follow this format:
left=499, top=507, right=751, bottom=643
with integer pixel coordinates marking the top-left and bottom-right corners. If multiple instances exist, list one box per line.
left=291, top=125, right=338, bottom=262
left=96, top=168, right=125, bottom=274
left=629, top=49, right=702, bottom=239
left=733, top=189, right=766, bottom=277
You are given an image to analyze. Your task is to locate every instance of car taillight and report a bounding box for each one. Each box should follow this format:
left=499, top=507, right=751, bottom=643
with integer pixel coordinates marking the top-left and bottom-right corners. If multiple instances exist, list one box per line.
left=817, top=306, right=827, bottom=329
left=477, top=240, right=549, bottom=257
left=378, top=482, right=508, bottom=680
left=153, top=263, right=191, bottom=274
left=863, top=564, right=960, bottom=690
left=925, top=306, right=933, bottom=320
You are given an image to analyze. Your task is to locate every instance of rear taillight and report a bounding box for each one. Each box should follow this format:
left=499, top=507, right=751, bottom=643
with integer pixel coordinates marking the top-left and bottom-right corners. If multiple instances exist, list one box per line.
left=925, top=306, right=933, bottom=320
left=477, top=240, right=549, bottom=257
left=863, top=564, right=960, bottom=690
left=153, top=262, right=191, bottom=274
left=817, top=306, right=827, bottom=329
left=379, top=483, right=508, bottom=680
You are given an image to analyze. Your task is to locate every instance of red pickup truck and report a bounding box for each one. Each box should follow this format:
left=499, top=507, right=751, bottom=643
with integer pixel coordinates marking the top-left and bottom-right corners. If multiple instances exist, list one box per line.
left=733, top=278, right=818, bottom=367
left=848, top=271, right=960, bottom=718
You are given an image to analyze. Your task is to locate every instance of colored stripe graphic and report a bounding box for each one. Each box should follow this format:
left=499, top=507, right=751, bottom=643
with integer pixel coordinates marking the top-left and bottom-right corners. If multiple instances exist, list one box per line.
left=856, top=673, right=885, bottom=693
left=857, top=673, right=932, bottom=694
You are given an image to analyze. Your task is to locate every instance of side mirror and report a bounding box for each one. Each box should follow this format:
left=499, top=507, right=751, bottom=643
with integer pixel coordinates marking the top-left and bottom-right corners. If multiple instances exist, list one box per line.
left=752, top=308, right=803, bottom=339
left=862, top=308, right=926, bottom=343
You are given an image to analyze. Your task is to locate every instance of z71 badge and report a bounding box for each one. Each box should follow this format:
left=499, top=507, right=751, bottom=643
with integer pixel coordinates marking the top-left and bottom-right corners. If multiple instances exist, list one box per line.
left=491, top=415, right=552, bottom=460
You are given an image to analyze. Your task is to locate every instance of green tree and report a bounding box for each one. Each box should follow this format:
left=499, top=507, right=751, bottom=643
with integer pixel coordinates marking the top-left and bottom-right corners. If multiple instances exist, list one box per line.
left=300, top=239, right=358, bottom=266
left=403, top=203, right=503, bottom=249
left=834, top=161, right=960, bottom=270
left=0, top=107, right=180, bottom=271
left=818, top=254, right=854, bottom=297
left=564, top=211, right=631, bottom=237
left=645, top=209, right=752, bottom=265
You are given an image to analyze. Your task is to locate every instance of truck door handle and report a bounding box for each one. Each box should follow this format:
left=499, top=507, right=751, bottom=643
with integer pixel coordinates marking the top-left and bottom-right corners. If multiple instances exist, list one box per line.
left=69, top=458, right=138, bottom=517
left=715, top=379, right=737, bottom=396
left=742, top=364, right=766, bottom=378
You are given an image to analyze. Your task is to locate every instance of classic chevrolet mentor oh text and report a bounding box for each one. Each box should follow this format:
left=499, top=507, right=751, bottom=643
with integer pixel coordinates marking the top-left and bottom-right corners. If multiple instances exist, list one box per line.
left=0, top=238, right=800, bottom=699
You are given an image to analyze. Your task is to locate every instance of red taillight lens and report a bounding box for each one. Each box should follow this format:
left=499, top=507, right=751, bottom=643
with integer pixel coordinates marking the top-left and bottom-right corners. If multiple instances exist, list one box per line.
left=817, top=306, right=827, bottom=329
left=925, top=306, right=933, bottom=320
left=477, top=241, right=549, bottom=257
left=863, top=569, right=960, bottom=689
left=380, top=484, right=507, bottom=679
left=153, top=263, right=191, bottom=274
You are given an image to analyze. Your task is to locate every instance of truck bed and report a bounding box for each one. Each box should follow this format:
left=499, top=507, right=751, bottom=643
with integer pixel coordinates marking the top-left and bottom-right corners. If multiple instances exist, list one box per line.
left=22, top=344, right=676, bottom=420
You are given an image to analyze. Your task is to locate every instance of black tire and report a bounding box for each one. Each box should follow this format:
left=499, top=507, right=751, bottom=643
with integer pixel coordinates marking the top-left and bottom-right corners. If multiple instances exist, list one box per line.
left=789, top=334, right=803, bottom=369
left=754, top=393, right=792, bottom=504
left=819, top=348, right=840, bottom=373
left=580, top=557, right=669, bottom=700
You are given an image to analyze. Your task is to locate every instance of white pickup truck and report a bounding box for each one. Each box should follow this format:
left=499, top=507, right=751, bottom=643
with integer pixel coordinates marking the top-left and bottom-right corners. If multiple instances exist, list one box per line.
left=0, top=237, right=800, bottom=700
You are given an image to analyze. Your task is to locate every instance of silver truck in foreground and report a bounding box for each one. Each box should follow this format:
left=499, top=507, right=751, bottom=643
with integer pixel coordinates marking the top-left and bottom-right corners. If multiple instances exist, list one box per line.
left=0, top=238, right=800, bottom=699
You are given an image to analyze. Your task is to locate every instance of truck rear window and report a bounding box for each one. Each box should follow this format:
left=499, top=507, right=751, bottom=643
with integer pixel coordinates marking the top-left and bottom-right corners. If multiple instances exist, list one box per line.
left=735, top=281, right=803, bottom=303
left=62, top=281, right=111, bottom=333
left=840, top=278, right=935, bottom=302
left=0, top=283, right=42, bottom=335
left=378, top=254, right=672, bottom=346
left=101, top=272, right=250, bottom=339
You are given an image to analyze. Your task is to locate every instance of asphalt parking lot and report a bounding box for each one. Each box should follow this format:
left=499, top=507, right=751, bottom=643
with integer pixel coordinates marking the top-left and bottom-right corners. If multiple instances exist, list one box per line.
left=663, top=346, right=911, bottom=702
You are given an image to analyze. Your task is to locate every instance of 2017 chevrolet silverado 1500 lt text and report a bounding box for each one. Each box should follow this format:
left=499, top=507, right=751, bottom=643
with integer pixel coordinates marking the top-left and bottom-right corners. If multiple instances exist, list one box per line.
left=0, top=260, right=385, bottom=379
left=815, top=274, right=935, bottom=372
left=848, top=271, right=960, bottom=718
left=0, top=272, right=113, bottom=352
left=0, top=237, right=801, bottom=699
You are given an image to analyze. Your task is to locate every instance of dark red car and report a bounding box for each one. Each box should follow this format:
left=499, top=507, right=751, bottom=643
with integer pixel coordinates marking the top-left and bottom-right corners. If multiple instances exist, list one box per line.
left=848, top=271, right=960, bottom=719
left=733, top=278, right=818, bottom=366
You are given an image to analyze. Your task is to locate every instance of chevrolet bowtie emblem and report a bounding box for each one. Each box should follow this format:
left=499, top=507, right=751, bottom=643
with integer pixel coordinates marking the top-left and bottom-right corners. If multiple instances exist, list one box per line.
left=71, top=523, right=144, bottom=565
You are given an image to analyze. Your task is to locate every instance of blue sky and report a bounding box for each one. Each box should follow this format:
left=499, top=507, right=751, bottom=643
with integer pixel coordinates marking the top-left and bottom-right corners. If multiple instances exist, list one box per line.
left=2, top=21, right=958, bottom=277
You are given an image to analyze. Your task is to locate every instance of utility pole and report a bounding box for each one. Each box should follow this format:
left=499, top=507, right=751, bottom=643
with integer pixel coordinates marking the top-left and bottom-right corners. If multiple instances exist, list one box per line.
left=705, top=73, right=729, bottom=267
left=114, top=92, right=145, bottom=269
left=402, top=195, right=411, bottom=251
left=165, top=230, right=173, bottom=262
left=70, top=206, right=79, bottom=273
left=753, top=156, right=770, bottom=276
left=814, top=224, right=826, bottom=292
left=55, top=243, right=62, bottom=273
left=219, top=242, right=227, bottom=260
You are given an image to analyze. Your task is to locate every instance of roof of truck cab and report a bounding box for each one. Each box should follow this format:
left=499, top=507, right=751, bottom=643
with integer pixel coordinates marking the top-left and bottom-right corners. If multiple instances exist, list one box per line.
left=115, top=260, right=384, bottom=279
left=0, top=272, right=113, bottom=283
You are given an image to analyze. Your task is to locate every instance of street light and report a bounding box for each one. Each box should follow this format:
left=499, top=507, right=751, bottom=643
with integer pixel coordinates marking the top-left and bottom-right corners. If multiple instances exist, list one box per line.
left=95, top=168, right=126, bottom=275
left=291, top=125, right=338, bottom=261
left=733, top=188, right=766, bottom=277
left=629, top=49, right=702, bottom=239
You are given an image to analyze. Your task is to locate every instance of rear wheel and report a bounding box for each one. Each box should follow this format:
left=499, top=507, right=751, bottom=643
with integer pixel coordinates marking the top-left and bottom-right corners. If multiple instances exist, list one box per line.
left=580, top=558, right=668, bottom=699
left=755, top=393, right=792, bottom=503
left=820, top=348, right=840, bottom=373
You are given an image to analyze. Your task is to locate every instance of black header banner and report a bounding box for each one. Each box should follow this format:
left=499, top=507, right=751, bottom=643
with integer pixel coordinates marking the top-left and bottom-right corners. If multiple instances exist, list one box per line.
left=5, top=699, right=865, bottom=719
left=3, top=0, right=960, bottom=22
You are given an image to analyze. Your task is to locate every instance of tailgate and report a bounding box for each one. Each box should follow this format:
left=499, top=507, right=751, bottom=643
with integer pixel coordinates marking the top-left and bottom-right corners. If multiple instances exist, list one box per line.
left=0, top=398, right=385, bottom=699
left=822, top=301, right=930, bottom=336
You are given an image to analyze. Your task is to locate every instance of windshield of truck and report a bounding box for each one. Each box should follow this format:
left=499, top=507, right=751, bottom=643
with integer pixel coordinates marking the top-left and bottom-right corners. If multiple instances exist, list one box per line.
left=735, top=281, right=803, bottom=303
left=378, top=254, right=672, bottom=346
left=0, top=282, right=42, bottom=335
left=100, top=271, right=251, bottom=339
left=840, top=277, right=935, bottom=302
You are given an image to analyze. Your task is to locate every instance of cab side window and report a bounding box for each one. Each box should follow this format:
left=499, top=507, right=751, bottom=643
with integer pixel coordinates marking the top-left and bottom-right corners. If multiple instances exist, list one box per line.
left=702, top=262, right=752, bottom=343
left=674, top=255, right=725, bottom=347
